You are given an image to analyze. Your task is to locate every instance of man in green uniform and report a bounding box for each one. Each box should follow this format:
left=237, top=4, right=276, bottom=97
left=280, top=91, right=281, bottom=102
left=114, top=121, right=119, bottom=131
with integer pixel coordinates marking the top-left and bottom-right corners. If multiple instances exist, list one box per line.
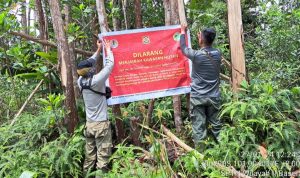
left=180, top=25, right=222, bottom=150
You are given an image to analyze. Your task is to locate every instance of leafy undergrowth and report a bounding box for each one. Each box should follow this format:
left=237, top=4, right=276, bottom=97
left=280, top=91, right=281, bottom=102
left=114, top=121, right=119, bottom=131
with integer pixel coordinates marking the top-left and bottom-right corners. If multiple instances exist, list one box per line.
left=1, top=82, right=299, bottom=178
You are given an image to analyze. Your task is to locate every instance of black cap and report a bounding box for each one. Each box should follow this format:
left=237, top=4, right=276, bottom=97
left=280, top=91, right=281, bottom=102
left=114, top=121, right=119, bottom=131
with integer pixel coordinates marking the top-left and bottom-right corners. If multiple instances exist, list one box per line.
left=77, top=58, right=95, bottom=69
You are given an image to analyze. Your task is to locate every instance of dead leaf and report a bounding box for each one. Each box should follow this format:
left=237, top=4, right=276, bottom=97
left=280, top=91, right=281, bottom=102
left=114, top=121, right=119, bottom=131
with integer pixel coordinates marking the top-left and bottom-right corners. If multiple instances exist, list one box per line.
left=258, top=145, right=268, bottom=159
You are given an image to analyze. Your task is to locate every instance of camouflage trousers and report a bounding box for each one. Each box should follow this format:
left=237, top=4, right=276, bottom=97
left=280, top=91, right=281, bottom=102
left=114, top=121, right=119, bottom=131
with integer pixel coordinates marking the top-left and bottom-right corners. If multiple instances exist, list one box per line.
left=83, top=120, right=112, bottom=173
left=190, top=97, right=222, bottom=145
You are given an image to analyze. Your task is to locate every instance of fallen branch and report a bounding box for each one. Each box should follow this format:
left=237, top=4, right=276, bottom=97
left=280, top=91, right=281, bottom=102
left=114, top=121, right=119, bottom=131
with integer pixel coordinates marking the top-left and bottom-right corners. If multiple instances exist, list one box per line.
left=220, top=73, right=231, bottom=82
left=138, top=123, right=168, bottom=138
left=161, top=125, right=252, bottom=178
left=221, top=56, right=232, bottom=70
left=10, top=31, right=94, bottom=56
left=10, top=79, right=44, bottom=126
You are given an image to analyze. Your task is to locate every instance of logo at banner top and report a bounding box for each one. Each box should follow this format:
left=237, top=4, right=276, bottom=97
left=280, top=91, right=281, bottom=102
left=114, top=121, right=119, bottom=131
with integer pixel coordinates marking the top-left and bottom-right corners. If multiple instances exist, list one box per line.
left=173, top=32, right=181, bottom=41
left=111, top=39, right=118, bottom=48
left=142, top=36, right=150, bottom=44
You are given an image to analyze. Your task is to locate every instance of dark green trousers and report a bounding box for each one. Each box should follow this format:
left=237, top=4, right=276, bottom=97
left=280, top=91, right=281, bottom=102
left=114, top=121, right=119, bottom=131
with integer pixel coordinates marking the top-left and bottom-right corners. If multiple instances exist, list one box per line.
left=190, top=97, right=222, bottom=145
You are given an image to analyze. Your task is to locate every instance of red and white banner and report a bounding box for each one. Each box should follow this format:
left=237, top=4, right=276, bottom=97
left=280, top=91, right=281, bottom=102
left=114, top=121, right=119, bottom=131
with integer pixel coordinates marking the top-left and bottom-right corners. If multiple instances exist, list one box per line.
left=100, top=25, right=191, bottom=105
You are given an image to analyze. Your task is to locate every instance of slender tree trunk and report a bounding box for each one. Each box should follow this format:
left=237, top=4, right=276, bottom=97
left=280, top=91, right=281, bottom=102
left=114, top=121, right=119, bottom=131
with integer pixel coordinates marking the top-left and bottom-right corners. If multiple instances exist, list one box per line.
left=134, top=0, right=142, bottom=28
left=91, top=13, right=99, bottom=51
left=64, top=5, right=80, bottom=99
left=48, top=0, right=78, bottom=133
left=146, top=99, right=155, bottom=126
left=96, top=0, right=109, bottom=32
left=96, top=0, right=125, bottom=142
left=121, top=0, right=129, bottom=29
left=43, top=1, right=49, bottom=52
left=112, top=0, right=121, bottom=31
left=35, top=0, right=46, bottom=50
left=21, top=0, right=28, bottom=34
left=95, top=0, right=108, bottom=72
left=163, top=0, right=171, bottom=25
left=113, top=105, right=125, bottom=142
left=177, top=0, right=190, bottom=118
left=27, top=4, right=31, bottom=33
left=163, top=0, right=182, bottom=133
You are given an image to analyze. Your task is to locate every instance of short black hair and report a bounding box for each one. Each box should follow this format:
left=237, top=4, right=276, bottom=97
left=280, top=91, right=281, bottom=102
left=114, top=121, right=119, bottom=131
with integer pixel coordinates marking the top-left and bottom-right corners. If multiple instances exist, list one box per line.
left=201, top=28, right=216, bottom=46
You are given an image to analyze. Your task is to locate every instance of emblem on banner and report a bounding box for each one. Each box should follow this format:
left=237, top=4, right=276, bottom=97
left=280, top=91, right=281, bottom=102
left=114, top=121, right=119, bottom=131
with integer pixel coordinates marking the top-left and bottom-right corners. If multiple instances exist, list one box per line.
left=111, top=39, right=118, bottom=48
left=173, top=32, right=180, bottom=41
left=142, top=36, right=150, bottom=44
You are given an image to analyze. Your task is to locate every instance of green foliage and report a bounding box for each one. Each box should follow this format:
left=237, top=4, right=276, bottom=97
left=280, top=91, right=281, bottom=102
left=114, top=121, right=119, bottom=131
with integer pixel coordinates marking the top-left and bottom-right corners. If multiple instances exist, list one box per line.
left=1, top=0, right=300, bottom=177
left=202, top=82, right=300, bottom=176
left=247, top=1, right=300, bottom=87
left=0, top=74, right=38, bottom=122
left=0, top=105, right=85, bottom=177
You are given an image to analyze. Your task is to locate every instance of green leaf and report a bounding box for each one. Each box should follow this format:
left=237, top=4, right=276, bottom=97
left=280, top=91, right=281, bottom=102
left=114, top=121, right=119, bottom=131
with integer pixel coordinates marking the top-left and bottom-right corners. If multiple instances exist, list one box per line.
left=35, top=51, right=57, bottom=64
left=240, top=80, right=249, bottom=89
left=230, top=108, right=238, bottom=119
left=240, top=102, right=247, bottom=115
left=79, top=4, right=85, bottom=10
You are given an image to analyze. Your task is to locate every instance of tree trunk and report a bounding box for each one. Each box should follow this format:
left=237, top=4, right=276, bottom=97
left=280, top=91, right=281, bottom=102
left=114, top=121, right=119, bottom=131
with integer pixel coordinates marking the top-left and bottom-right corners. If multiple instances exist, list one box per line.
left=177, top=0, right=190, bottom=119
left=134, top=0, right=142, bottom=28
left=27, top=4, right=31, bottom=33
left=43, top=0, right=49, bottom=52
left=96, top=0, right=125, bottom=142
left=35, top=0, right=47, bottom=50
left=121, top=0, right=129, bottom=29
left=227, top=0, right=246, bottom=92
left=48, top=0, right=78, bottom=133
left=163, top=0, right=171, bottom=25
left=146, top=99, right=155, bottom=126
left=113, top=105, right=125, bottom=142
left=177, top=0, right=187, bottom=26
left=95, top=0, right=108, bottom=72
left=163, top=0, right=182, bottom=133
left=64, top=5, right=80, bottom=99
left=170, top=0, right=179, bottom=25
left=96, top=0, right=109, bottom=32
left=21, top=0, right=28, bottom=34
left=130, top=117, right=142, bottom=146
left=112, top=0, right=121, bottom=31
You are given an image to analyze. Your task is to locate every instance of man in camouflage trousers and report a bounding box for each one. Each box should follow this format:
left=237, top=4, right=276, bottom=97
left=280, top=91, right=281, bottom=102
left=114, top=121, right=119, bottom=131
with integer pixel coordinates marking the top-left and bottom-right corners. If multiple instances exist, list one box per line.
left=180, top=25, right=222, bottom=150
left=77, top=40, right=114, bottom=174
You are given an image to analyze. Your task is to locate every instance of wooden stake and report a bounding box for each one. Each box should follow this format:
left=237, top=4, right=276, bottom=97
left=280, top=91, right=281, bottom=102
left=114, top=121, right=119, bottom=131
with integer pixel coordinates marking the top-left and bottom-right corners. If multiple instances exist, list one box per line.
left=10, top=79, right=44, bottom=126
left=227, top=0, right=246, bottom=92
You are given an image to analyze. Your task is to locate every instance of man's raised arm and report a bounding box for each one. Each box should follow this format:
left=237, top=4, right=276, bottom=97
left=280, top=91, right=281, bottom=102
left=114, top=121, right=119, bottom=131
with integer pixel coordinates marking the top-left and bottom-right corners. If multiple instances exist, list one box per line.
left=180, top=25, right=197, bottom=61
left=93, top=40, right=114, bottom=83
left=87, top=40, right=102, bottom=64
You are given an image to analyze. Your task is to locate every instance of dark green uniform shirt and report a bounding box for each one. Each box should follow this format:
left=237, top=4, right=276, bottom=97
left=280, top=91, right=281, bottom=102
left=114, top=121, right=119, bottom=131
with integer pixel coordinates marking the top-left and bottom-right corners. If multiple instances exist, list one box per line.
left=180, top=34, right=221, bottom=98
